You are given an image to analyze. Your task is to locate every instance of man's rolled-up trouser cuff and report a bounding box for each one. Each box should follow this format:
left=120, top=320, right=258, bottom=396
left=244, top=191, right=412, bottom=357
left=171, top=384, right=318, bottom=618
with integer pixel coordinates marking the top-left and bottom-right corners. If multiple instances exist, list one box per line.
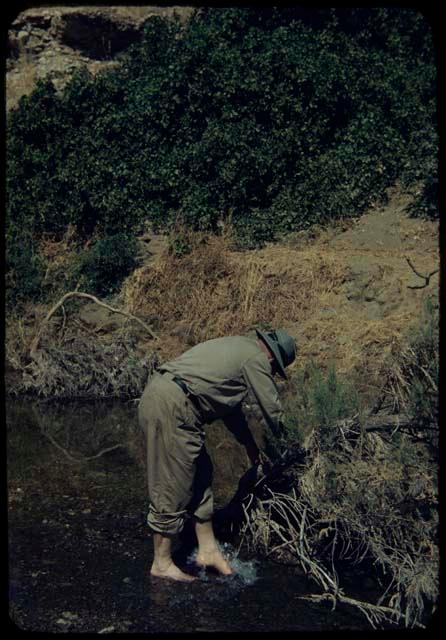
left=147, top=507, right=188, bottom=536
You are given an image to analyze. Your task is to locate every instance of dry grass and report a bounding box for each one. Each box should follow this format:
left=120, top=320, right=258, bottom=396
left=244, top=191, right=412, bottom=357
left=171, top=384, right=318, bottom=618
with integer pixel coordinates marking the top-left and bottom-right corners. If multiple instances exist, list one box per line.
left=120, top=227, right=437, bottom=401
left=6, top=212, right=438, bottom=406
left=37, top=226, right=80, bottom=290
left=121, top=232, right=349, bottom=359
left=6, top=188, right=438, bottom=405
left=240, top=419, right=439, bottom=629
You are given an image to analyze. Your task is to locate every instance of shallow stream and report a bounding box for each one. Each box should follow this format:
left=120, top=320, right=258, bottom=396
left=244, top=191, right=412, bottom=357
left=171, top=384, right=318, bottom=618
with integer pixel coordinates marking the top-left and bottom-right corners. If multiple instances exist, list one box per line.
left=7, top=399, right=371, bottom=632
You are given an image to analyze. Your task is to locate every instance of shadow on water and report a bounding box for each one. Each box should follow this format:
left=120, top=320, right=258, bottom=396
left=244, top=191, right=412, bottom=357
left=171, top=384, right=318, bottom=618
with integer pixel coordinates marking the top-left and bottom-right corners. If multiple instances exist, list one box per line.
left=7, top=399, right=370, bottom=632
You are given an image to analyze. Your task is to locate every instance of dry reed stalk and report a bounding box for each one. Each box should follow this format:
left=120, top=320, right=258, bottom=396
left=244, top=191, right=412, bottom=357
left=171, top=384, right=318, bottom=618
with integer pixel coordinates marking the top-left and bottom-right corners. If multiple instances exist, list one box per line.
left=241, top=256, right=264, bottom=323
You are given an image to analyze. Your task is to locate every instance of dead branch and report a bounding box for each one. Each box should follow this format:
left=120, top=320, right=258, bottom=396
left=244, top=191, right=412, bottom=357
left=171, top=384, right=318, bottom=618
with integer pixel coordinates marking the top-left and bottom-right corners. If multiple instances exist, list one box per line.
left=405, top=257, right=439, bottom=290
left=359, top=413, right=412, bottom=432
left=221, top=408, right=438, bottom=629
left=30, top=291, right=158, bottom=356
left=298, top=593, right=424, bottom=629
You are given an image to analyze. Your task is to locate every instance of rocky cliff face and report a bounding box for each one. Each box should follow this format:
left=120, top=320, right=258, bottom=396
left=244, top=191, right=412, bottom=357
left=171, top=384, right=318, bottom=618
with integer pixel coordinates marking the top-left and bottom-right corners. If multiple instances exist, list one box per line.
left=6, top=5, right=195, bottom=110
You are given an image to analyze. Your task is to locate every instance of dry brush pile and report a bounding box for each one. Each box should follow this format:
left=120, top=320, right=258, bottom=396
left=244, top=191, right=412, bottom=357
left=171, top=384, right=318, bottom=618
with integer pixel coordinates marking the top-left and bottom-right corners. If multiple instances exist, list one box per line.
left=6, top=293, right=159, bottom=400
left=240, top=421, right=438, bottom=628
left=237, top=302, right=439, bottom=629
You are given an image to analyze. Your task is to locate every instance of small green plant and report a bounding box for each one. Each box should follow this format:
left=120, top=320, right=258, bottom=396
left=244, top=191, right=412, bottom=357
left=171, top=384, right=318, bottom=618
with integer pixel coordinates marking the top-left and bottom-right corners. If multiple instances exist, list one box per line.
left=380, top=295, right=439, bottom=451
left=403, top=296, right=438, bottom=428
left=74, top=233, right=139, bottom=296
left=167, top=229, right=193, bottom=257
left=283, top=361, right=360, bottom=448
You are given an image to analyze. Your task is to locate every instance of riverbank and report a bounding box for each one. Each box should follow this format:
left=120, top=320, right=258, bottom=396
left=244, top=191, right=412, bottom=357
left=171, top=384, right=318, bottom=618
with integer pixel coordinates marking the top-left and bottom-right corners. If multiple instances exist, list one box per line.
left=5, top=187, right=439, bottom=407
left=6, top=188, right=440, bottom=630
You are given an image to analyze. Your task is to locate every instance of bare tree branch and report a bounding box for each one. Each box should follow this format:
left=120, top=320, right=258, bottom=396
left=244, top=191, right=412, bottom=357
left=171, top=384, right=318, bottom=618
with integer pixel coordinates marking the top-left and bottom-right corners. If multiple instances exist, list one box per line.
left=298, top=593, right=424, bottom=629
left=405, top=257, right=439, bottom=290
left=30, top=291, right=158, bottom=356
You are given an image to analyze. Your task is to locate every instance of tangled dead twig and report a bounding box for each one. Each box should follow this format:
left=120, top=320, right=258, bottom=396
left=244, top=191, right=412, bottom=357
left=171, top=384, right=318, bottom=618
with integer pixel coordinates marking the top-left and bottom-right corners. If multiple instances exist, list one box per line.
left=19, top=334, right=159, bottom=400
left=233, top=417, right=438, bottom=630
left=30, top=291, right=158, bottom=357
left=11, top=290, right=160, bottom=399
left=239, top=488, right=426, bottom=629
left=299, top=593, right=417, bottom=629
left=405, top=257, right=439, bottom=290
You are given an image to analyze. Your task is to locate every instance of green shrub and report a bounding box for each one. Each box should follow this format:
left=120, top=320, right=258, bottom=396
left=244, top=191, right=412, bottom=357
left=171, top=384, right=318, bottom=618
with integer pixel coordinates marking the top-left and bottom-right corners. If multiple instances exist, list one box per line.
left=5, top=237, right=47, bottom=306
left=404, top=297, right=439, bottom=428
left=74, top=233, right=139, bottom=296
left=283, top=362, right=360, bottom=448
left=6, top=8, right=438, bottom=303
left=407, top=175, right=439, bottom=220
left=379, top=295, right=439, bottom=453
left=167, top=229, right=193, bottom=257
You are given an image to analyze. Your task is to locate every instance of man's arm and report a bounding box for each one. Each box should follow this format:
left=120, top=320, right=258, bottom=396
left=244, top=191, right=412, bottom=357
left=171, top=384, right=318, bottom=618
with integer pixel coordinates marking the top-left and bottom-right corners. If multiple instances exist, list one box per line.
left=222, top=408, right=261, bottom=466
left=242, top=354, right=286, bottom=441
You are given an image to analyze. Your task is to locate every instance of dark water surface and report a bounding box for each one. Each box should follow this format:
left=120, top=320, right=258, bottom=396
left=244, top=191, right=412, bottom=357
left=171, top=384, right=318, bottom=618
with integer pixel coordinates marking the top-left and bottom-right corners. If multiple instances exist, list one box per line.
left=7, top=399, right=371, bottom=632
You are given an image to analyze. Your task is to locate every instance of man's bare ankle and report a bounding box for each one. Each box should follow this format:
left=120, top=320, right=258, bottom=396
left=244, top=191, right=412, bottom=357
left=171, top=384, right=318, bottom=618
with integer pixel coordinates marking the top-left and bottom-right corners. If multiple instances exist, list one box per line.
left=151, top=558, right=173, bottom=573
left=197, top=544, right=219, bottom=556
left=151, top=560, right=196, bottom=581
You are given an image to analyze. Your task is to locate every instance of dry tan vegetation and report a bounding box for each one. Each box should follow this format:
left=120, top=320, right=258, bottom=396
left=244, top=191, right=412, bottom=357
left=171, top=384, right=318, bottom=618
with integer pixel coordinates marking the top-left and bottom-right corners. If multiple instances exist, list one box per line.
left=5, top=189, right=439, bottom=409
left=121, top=233, right=349, bottom=352
left=238, top=414, right=438, bottom=628
left=119, top=203, right=439, bottom=409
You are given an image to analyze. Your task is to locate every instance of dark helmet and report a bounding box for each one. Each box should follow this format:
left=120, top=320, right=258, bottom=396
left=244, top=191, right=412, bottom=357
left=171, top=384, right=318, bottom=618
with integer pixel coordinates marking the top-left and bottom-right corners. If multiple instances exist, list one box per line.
left=255, top=328, right=297, bottom=379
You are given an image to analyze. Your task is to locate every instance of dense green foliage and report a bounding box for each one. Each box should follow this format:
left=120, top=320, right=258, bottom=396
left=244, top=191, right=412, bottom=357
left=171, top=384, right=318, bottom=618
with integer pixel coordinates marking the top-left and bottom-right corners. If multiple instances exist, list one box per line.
left=6, top=7, right=437, bottom=302
left=74, top=233, right=139, bottom=296
left=5, top=235, right=47, bottom=306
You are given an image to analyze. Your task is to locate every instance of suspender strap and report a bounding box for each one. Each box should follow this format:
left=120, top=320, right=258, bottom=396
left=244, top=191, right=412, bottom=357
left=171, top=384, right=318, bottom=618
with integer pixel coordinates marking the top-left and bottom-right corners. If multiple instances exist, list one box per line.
left=160, top=371, right=203, bottom=415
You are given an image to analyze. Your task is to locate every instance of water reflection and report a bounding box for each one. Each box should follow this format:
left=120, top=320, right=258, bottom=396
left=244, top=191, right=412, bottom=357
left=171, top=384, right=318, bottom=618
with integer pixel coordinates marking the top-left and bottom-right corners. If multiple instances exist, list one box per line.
left=8, top=399, right=368, bottom=632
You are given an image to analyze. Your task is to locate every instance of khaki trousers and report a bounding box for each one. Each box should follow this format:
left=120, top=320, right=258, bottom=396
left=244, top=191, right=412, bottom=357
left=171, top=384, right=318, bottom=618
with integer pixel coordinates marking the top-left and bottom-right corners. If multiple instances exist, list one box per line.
left=138, top=371, right=213, bottom=536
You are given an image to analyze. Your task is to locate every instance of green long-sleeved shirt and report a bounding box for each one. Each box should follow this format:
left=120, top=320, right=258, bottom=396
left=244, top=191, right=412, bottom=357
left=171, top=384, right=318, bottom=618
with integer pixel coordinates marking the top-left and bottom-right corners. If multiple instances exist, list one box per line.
left=158, top=335, right=284, bottom=438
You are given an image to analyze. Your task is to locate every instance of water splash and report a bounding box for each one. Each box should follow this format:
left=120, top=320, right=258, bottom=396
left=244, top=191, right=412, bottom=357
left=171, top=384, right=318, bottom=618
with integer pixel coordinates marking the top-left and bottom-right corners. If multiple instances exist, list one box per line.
left=158, top=544, right=260, bottom=612
left=221, top=542, right=259, bottom=586
left=187, top=542, right=259, bottom=587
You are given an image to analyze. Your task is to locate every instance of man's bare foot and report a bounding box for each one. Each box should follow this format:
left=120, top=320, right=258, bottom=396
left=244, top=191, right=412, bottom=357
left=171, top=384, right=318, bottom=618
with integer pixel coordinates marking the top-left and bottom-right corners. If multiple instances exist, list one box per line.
left=150, top=561, right=196, bottom=582
left=196, top=548, right=234, bottom=576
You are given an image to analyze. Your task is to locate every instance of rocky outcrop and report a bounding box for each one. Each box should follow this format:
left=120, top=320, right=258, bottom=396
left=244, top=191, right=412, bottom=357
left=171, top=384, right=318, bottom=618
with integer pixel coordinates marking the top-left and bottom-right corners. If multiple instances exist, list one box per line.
left=7, top=5, right=195, bottom=110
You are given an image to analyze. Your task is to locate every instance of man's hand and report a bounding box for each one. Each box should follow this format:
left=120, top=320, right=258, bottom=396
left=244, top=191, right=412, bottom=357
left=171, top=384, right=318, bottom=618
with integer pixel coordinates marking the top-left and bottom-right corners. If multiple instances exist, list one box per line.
left=256, top=451, right=273, bottom=476
left=245, top=440, right=261, bottom=467
left=245, top=442, right=273, bottom=476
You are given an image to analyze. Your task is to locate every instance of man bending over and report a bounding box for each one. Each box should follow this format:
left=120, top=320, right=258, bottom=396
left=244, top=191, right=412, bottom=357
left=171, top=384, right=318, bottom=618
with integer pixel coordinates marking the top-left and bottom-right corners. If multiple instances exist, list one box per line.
left=138, top=328, right=296, bottom=581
